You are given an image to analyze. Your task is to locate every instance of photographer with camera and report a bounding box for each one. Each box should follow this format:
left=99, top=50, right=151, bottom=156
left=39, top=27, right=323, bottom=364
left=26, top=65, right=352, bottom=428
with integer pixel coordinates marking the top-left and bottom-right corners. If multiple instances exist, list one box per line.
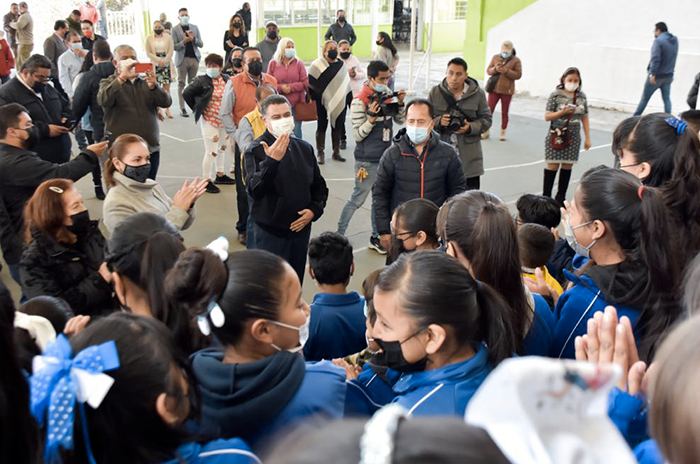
left=372, top=98, right=466, bottom=253
left=337, top=60, right=405, bottom=255
left=429, top=58, right=492, bottom=190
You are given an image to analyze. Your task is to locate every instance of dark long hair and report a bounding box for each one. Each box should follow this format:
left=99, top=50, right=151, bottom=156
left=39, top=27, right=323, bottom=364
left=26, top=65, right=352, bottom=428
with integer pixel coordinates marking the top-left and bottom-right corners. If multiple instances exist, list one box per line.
left=62, top=313, right=196, bottom=464
left=376, top=251, right=517, bottom=366
left=437, top=191, right=529, bottom=354
left=682, top=252, right=700, bottom=316
left=612, top=113, right=700, bottom=266
left=577, top=166, right=680, bottom=359
left=378, top=31, right=397, bottom=57
left=78, top=50, right=94, bottom=74
left=556, top=66, right=582, bottom=90
left=0, top=279, right=40, bottom=464
left=394, top=198, right=440, bottom=243
left=174, top=249, right=289, bottom=347
left=105, top=213, right=190, bottom=349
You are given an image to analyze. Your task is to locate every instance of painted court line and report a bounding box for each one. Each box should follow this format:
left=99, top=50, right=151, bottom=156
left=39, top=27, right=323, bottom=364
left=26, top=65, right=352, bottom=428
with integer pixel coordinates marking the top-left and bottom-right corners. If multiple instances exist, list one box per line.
left=161, top=132, right=203, bottom=143
left=485, top=143, right=612, bottom=172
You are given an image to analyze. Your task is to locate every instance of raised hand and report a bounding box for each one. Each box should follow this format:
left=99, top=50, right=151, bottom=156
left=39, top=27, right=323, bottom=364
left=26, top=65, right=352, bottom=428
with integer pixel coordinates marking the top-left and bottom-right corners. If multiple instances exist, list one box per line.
left=260, top=133, right=290, bottom=161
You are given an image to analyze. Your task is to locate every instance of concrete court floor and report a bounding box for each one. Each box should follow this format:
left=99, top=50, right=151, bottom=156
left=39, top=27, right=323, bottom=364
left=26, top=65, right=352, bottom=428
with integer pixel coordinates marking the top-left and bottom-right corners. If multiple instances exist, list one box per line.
left=0, top=98, right=622, bottom=304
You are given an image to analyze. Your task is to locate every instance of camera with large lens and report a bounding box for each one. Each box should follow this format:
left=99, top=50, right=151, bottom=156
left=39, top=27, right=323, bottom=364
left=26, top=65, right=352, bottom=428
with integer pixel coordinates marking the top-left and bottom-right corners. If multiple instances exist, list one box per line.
left=446, top=109, right=468, bottom=133
left=367, top=91, right=402, bottom=118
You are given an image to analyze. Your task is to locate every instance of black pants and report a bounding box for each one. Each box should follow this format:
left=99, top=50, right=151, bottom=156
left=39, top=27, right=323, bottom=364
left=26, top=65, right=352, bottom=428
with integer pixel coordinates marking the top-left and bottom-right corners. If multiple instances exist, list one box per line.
left=466, top=176, right=480, bottom=190
left=340, top=93, right=352, bottom=143
left=84, top=130, right=103, bottom=188
left=316, top=99, right=347, bottom=134
left=148, top=150, right=160, bottom=180
left=251, top=222, right=311, bottom=284
left=234, top=145, right=249, bottom=233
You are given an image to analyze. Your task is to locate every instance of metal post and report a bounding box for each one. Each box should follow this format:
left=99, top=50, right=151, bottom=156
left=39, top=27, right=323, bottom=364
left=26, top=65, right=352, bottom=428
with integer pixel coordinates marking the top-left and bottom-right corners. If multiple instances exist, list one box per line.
left=425, top=0, right=434, bottom=91
left=408, top=0, right=417, bottom=92
left=318, top=0, right=322, bottom=59
left=371, top=0, right=379, bottom=55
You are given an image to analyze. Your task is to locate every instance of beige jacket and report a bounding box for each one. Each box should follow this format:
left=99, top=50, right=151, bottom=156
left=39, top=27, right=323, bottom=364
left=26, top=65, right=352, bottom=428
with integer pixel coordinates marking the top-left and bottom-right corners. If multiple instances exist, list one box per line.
left=145, top=34, right=174, bottom=68
left=10, top=11, right=32, bottom=45
left=103, top=171, right=195, bottom=233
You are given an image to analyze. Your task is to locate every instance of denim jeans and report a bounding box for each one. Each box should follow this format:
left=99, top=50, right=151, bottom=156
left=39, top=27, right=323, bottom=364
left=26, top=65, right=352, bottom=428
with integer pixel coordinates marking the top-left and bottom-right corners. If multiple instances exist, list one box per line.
left=337, top=161, right=379, bottom=237
left=634, top=74, right=673, bottom=115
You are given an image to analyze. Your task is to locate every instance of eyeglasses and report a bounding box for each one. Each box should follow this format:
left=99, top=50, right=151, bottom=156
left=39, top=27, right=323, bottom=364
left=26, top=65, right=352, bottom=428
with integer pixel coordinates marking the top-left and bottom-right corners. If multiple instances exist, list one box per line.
left=33, top=73, right=51, bottom=82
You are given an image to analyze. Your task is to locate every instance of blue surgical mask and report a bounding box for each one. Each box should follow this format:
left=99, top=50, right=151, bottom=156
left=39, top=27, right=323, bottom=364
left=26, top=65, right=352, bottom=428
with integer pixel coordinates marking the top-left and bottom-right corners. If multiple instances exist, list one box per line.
left=284, top=48, right=296, bottom=59
left=180, top=15, right=189, bottom=25
left=373, top=82, right=389, bottom=94
left=564, top=216, right=597, bottom=258
left=500, top=51, right=511, bottom=59
left=206, top=68, right=220, bottom=79
left=405, top=125, right=429, bottom=144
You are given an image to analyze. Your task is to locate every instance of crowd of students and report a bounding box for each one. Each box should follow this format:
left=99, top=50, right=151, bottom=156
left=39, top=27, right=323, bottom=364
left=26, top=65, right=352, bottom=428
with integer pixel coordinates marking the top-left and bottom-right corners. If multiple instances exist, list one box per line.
left=2, top=5, right=700, bottom=464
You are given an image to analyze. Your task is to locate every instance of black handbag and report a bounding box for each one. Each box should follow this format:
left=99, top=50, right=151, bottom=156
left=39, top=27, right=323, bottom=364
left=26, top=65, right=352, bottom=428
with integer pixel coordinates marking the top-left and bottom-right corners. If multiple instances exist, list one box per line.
left=485, top=73, right=500, bottom=93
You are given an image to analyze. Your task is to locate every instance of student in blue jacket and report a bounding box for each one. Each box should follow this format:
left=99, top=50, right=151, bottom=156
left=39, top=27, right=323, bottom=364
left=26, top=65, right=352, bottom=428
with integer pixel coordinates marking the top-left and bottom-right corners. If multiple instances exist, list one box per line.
left=549, top=167, right=680, bottom=360
left=180, top=248, right=346, bottom=449
left=304, top=232, right=367, bottom=361
left=438, top=190, right=555, bottom=357
left=29, top=312, right=260, bottom=464
left=367, top=250, right=517, bottom=417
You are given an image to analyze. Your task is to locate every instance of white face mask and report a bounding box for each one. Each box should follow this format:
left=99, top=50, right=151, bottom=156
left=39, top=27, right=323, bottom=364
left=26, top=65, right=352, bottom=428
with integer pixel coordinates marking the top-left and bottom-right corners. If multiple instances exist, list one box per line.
left=269, top=116, right=295, bottom=138
left=269, top=315, right=310, bottom=354
left=564, top=82, right=579, bottom=93
left=564, top=216, right=597, bottom=258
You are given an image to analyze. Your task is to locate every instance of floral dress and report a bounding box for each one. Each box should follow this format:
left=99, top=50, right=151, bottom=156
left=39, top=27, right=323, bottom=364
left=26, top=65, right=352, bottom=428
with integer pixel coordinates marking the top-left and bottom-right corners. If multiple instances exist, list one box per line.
left=544, top=89, right=588, bottom=163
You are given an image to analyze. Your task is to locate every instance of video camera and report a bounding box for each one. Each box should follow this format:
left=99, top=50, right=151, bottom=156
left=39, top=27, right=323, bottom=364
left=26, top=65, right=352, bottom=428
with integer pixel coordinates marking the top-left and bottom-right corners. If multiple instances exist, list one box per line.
left=367, top=91, right=402, bottom=118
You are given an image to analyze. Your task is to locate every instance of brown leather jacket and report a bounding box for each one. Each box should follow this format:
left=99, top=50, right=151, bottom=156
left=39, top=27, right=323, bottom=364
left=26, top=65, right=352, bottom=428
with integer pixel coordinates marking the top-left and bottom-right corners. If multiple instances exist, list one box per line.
left=486, top=54, right=522, bottom=95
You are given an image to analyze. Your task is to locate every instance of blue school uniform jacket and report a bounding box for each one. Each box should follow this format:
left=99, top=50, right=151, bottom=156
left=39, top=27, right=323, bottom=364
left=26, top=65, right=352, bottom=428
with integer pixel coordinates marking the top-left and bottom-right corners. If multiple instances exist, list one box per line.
left=345, top=363, right=402, bottom=416
left=304, top=291, right=367, bottom=361
left=523, top=293, right=556, bottom=356
left=549, top=270, right=641, bottom=359
left=391, top=343, right=492, bottom=417
left=191, top=349, right=346, bottom=449
left=608, top=387, right=648, bottom=449
left=162, top=439, right=260, bottom=464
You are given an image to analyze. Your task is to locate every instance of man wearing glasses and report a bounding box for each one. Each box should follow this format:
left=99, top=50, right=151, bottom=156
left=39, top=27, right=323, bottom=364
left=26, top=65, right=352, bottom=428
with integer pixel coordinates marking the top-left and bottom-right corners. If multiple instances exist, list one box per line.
left=0, top=54, right=73, bottom=163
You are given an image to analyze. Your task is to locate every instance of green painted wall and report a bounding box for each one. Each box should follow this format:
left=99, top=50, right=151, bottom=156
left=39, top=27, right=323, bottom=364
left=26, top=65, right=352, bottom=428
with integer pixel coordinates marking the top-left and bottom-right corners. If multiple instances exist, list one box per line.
left=255, top=24, right=392, bottom=61
left=423, top=21, right=466, bottom=53
left=463, top=0, right=538, bottom=79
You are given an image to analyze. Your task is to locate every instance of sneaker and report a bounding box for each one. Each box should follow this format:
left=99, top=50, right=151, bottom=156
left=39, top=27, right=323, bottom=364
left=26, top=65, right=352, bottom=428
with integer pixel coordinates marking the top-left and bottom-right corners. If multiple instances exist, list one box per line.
left=481, top=129, right=490, bottom=140
left=180, top=109, right=189, bottom=118
left=205, top=181, right=220, bottom=194
left=369, top=235, right=387, bottom=255
left=214, top=174, right=236, bottom=185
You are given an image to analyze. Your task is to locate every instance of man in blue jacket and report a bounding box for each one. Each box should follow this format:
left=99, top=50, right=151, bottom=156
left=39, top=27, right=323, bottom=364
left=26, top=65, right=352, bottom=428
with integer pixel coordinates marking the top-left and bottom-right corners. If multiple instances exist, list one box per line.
left=634, top=22, right=679, bottom=116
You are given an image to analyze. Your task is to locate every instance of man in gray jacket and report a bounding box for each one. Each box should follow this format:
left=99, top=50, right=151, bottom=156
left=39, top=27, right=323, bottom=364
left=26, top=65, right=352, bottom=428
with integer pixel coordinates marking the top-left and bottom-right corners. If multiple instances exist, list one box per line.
left=43, top=20, right=69, bottom=98
left=325, top=10, right=356, bottom=46
left=255, top=21, right=280, bottom=72
left=171, top=7, right=203, bottom=117
left=97, top=44, right=171, bottom=180
left=429, top=57, right=492, bottom=190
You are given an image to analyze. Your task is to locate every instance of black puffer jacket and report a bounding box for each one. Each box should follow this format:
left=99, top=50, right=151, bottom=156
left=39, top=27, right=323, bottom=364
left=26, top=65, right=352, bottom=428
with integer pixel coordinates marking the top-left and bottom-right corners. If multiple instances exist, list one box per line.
left=72, top=61, right=116, bottom=142
left=183, top=74, right=230, bottom=123
left=19, top=222, right=117, bottom=315
left=372, top=129, right=466, bottom=235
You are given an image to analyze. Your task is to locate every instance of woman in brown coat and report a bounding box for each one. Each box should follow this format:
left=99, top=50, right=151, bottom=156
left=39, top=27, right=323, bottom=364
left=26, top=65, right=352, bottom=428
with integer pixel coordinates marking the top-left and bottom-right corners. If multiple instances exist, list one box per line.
left=484, top=40, right=522, bottom=141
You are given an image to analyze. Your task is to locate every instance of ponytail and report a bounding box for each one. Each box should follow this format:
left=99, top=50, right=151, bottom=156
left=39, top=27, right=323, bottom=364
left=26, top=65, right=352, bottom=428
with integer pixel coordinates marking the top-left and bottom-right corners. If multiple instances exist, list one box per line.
left=164, top=247, right=228, bottom=353
left=474, top=281, right=517, bottom=366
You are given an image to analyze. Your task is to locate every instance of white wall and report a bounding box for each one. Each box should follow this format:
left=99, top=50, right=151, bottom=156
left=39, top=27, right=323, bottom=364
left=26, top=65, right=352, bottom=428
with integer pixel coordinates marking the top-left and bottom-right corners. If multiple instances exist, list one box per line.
left=487, top=0, right=700, bottom=113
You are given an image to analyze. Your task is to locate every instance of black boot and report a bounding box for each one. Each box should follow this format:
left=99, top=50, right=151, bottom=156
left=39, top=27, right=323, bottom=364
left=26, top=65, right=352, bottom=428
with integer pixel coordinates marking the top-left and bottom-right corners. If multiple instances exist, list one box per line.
left=555, top=168, right=573, bottom=206
left=331, top=128, right=346, bottom=162
left=315, top=132, right=325, bottom=165
left=543, top=169, right=557, bottom=198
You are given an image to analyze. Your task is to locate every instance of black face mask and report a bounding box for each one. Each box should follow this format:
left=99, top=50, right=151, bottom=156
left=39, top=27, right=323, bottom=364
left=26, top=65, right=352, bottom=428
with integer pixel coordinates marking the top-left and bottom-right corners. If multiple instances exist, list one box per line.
left=247, top=60, right=263, bottom=76
left=340, top=51, right=351, bottom=59
left=122, top=162, right=151, bottom=183
left=67, top=210, right=91, bottom=236
left=33, top=81, right=47, bottom=93
left=233, top=22, right=241, bottom=29
left=376, top=40, right=383, bottom=46
left=327, top=49, right=338, bottom=60
left=373, top=333, right=428, bottom=373
left=232, top=58, right=243, bottom=68
left=154, top=29, right=163, bottom=35
left=338, top=16, right=346, bottom=23
left=18, top=126, right=39, bottom=150
left=267, top=30, right=278, bottom=40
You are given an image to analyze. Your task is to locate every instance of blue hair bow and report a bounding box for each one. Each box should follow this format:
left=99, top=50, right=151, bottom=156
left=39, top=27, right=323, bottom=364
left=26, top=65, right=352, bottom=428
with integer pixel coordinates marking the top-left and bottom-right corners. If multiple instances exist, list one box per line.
left=30, top=335, right=120, bottom=464
left=665, top=116, right=687, bottom=135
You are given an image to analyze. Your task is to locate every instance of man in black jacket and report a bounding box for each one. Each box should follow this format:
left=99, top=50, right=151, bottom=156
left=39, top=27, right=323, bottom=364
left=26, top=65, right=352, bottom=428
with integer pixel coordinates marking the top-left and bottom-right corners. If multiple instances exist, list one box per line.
left=372, top=98, right=466, bottom=251
left=0, top=103, right=107, bottom=286
left=235, top=3, right=252, bottom=35
left=244, top=95, right=328, bottom=283
left=73, top=39, right=112, bottom=198
left=0, top=54, right=73, bottom=164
